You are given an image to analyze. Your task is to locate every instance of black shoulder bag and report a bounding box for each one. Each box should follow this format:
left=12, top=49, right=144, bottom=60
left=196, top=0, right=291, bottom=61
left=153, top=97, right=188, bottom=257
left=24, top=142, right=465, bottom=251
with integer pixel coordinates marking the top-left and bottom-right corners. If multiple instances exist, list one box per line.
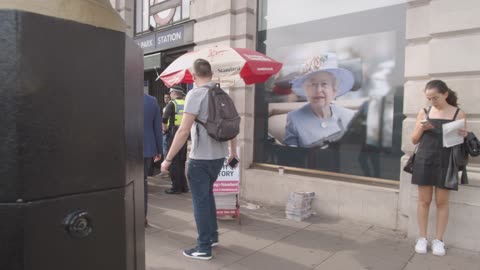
left=465, top=132, right=480, bottom=157
left=403, top=145, right=417, bottom=174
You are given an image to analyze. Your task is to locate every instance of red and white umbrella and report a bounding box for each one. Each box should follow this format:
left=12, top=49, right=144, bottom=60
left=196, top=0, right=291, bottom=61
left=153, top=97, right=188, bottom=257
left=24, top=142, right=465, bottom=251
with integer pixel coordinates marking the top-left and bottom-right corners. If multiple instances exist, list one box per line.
left=158, top=46, right=283, bottom=87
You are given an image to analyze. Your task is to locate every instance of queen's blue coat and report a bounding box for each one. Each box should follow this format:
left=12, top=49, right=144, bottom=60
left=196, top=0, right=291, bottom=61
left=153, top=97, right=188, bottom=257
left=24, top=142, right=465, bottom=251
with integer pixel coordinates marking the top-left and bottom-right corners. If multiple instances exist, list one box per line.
left=283, top=103, right=355, bottom=147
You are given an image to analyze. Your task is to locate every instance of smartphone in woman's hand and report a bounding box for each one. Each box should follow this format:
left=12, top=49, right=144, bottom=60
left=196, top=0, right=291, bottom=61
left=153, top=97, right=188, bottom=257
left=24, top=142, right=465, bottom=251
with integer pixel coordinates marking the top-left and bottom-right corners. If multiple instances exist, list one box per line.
left=420, top=119, right=430, bottom=126
left=420, top=119, right=434, bottom=130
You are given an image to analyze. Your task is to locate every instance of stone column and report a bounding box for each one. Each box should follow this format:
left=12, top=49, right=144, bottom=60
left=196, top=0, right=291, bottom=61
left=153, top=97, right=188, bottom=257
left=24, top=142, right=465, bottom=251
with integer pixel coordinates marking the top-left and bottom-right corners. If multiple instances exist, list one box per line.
left=0, top=1, right=145, bottom=269
left=191, top=0, right=257, bottom=188
left=110, top=0, right=135, bottom=37
left=402, top=0, right=480, bottom=251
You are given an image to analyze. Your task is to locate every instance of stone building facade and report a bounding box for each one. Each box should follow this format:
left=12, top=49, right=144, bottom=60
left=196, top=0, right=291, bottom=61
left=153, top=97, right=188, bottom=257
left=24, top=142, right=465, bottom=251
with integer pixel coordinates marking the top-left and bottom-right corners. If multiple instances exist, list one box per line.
left=112, top=0, right=480, bottom=251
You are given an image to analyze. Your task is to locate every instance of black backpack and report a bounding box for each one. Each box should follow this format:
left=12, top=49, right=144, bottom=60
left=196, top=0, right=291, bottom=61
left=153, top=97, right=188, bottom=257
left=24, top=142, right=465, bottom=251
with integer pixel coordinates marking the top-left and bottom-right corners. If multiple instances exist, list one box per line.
left=195, top=83, right=240, bottom=141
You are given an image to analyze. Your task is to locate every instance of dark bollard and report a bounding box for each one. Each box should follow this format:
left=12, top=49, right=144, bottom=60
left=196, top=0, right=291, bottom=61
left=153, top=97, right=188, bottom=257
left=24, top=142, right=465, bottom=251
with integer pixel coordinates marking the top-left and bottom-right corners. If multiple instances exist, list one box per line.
left=0, top=1, right=145, bottom=269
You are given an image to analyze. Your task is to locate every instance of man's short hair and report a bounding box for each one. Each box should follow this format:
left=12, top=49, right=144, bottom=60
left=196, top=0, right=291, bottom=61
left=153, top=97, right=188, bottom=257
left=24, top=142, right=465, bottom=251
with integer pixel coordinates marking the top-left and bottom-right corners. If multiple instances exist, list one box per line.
left=193, top=58, right=213, bottom=78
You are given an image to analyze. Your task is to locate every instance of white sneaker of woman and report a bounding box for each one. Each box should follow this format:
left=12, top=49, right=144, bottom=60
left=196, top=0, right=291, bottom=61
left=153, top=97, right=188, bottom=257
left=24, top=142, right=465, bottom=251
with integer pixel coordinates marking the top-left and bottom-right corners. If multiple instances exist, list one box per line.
left=415, top=237, right=428, bottom=254
left=431, top=239, right=446, bottom=256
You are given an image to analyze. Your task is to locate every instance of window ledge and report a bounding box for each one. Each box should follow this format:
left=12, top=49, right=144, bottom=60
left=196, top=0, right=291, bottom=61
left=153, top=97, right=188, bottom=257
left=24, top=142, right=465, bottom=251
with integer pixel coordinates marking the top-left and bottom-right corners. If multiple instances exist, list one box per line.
left=250, top=163, right=400, bottom=190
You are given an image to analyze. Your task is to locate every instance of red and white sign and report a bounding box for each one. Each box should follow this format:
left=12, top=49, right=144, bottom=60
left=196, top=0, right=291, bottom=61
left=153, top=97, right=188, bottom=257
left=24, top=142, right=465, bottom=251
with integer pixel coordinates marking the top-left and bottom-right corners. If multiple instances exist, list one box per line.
left=214, top=149, right=241, bottom=218
left=216, top=209, right=238, bottom=215
left=213, top=159, right=240, bottom=193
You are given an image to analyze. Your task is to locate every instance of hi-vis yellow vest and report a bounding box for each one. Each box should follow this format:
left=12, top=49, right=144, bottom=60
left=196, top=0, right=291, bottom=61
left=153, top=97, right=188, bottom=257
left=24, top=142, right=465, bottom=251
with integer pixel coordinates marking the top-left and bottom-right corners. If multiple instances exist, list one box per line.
left=171, top=99, right=184, bottom=126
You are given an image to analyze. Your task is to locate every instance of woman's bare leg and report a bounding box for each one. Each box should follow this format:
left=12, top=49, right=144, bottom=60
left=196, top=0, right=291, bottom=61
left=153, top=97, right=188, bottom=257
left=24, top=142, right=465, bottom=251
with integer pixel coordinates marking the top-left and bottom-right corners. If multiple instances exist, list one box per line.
left=418, top=185, right=433, bottom=237
left=434, top=187, right=450, bottom=240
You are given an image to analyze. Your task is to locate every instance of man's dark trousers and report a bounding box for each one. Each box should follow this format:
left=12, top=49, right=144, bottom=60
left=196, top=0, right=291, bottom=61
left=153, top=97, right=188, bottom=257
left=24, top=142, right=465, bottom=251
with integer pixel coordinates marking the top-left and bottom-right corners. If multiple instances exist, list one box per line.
left=143, top=157, right=153, bottom=215
left=168, top=126, right=188, bottom=192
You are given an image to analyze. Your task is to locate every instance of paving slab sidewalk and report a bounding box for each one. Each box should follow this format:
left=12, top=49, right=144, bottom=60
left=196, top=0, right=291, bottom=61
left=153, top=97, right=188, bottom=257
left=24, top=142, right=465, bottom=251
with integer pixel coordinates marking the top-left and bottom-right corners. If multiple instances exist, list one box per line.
left=145, top=177, right=480, bottom=270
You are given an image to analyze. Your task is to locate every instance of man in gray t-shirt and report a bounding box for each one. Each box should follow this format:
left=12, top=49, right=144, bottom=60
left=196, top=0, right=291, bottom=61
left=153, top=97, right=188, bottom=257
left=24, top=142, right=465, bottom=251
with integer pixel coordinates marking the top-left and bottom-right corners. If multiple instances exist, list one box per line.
left=161, top=59, right=237, bottom=261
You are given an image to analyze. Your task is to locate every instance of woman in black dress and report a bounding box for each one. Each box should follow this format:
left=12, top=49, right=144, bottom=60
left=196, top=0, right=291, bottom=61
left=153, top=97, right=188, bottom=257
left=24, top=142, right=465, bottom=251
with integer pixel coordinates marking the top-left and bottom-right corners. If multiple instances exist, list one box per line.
left=410, top=80, right=468, bottom=256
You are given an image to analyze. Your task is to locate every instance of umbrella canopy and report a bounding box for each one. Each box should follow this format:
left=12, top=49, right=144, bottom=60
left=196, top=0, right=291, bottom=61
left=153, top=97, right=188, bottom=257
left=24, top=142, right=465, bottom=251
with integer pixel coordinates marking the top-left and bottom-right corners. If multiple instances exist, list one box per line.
left=158, top=46, right=283, bottom=87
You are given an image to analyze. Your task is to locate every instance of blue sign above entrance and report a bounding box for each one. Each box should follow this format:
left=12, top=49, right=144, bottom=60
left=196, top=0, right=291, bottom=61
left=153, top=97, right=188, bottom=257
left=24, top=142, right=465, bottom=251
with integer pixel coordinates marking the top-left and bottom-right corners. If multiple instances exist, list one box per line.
left=134, top=22, right=193, bottom=54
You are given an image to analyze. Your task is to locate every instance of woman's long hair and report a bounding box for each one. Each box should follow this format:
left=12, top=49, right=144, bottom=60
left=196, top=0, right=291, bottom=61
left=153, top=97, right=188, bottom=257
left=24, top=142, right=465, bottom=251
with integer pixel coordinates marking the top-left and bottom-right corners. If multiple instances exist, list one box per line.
left=425, top=80, right=458, bottom=107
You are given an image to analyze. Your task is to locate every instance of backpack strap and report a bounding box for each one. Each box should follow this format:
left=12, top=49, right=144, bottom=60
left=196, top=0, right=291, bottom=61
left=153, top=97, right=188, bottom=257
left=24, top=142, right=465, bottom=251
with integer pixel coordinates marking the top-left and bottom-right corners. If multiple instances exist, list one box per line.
left=193, top=85, right=209, bottom=126
left=193, top=83, right=220, bottom=126
left=453, top=108, right=460, bottom=120
left=195, top=121, right=201, bottom=143
left=193, top=83, right=217, bottom=142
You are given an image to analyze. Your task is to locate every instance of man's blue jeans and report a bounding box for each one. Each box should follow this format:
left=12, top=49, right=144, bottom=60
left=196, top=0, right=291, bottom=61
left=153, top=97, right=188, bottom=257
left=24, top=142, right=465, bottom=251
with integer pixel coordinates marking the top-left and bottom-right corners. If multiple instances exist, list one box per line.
left=187, top=158, right=225, bottom=252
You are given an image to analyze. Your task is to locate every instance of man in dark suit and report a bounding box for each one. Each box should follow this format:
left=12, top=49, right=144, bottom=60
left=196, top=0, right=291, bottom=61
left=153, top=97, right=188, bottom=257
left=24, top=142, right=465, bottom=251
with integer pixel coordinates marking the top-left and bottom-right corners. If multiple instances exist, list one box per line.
left=144, top=93, right=163, bottom=225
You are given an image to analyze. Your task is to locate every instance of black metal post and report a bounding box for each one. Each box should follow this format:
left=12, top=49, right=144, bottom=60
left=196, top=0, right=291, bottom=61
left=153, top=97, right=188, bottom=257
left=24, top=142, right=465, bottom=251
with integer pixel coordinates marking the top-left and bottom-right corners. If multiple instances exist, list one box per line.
left=0, top=2, right=145, bottom=269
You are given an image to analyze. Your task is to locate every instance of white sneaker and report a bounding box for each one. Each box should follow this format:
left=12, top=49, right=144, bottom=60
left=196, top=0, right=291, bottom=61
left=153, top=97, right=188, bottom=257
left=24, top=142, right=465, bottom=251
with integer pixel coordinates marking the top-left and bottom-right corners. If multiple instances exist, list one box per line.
left=415, top=237, right=428, bottom=254
left=431, top=239, right=446, bottom=256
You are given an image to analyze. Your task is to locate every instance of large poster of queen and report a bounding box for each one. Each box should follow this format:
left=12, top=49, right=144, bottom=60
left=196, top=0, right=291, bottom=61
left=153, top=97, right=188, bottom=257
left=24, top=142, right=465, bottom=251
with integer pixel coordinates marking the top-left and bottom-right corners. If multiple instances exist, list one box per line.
left=261, top=31, right=405, bottom=180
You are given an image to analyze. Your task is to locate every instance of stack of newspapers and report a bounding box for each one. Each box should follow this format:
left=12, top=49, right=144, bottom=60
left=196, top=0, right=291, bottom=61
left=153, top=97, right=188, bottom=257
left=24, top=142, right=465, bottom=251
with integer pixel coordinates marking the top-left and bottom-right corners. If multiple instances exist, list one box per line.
left=285, top=191, right=315, bottom=221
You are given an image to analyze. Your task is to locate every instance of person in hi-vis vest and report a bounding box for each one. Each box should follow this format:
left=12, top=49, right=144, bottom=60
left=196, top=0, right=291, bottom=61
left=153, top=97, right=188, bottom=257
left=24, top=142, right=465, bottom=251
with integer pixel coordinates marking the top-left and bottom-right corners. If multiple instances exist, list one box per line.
left=162, top=85, right=189, bottom=194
